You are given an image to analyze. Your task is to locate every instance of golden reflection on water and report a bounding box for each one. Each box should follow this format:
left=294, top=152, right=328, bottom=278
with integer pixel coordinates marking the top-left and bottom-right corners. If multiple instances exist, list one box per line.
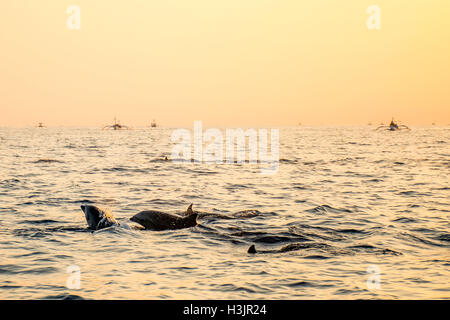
left=0, top=127, right=449, bottom=299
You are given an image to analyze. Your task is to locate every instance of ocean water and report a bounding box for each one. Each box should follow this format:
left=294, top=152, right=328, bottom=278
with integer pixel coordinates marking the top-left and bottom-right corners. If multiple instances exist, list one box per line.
left=0, top=126, right=449, bottom=299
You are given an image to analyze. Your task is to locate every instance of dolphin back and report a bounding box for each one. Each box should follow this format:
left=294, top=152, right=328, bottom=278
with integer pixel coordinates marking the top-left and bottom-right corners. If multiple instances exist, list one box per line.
left=130, top=210, right=197, bottom=230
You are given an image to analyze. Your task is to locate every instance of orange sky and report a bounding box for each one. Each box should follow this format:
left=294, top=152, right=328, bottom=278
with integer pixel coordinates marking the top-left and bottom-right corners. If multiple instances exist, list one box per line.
left=1, top=1, right=449, bottom=127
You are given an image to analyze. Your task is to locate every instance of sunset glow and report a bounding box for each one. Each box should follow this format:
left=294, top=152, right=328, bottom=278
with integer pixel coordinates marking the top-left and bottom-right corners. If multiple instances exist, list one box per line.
left=1, top=1, right=449, bottom=126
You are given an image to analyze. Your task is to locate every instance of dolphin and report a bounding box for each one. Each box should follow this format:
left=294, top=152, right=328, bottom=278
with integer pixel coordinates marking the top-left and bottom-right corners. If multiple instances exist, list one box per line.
left=130, top=204, right=198, bottom=231
left=80, top=205, right=119, bottom=230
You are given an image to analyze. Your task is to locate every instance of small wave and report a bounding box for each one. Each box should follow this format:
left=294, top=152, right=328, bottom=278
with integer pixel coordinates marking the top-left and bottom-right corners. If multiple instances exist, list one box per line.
left=20, top=219, right=60, bottom=225
left=348, top=244, right=376, bottom=249
left=13, top=226, right=88, bottom=238
left=12, top=251, right=46, bottom=259
left=379, top=248, right=403, bottom=256
left=287, top=281, right=316, bottom=288
left=216, top=283, right=257, bottom=294
left=347, top=244, right=402, bottom=255
left=253, top=235, right=300, bottom=244
left=103, top=166, right=128, bottom=172
left=393, top=217, right=418, bottom=223
left=21, top=266, right=59, bottom=274
left=364, top=178, right=383, bottom=183
left=0, top=264, right=23, bottom=275
left=2, top=178, right=20, bottom=183
left=398, top=190, right=431, bottom=197
left=279, top=159, right=299, bottom=164
left=91, top=225, right=137, bottom=235
left=68, top=199, right=96, bottom=204
left=273, top=242, right=336, bottom=254
left=230, top=229, right=309, bottom=244
left=184, top=168, right=219, bottom=175
left=0, top=264, right=58, bottom=275
left=42, top=294, right=85, bottom=300
left=288, top=225, right=347, bottom=242
left=13, top=228, right=50, bottom=238
left=303, top=160, right=326, bottom=166
left=33, top=159, right=64, bottom=164
left=335, top=228, right=367, bottom=234
left=103, top=166, right=147, bottom=173
left=400, top=232, right=448, bottom=247
left=226, top=183, right=252, bottom=189
left=435, top=233, right=450, bottom=242
left=305, top=205, right=352, bottom=214
left=196, top=212, right=232, bottom=220
left=0, top=284, right=22, bottom=289
left=303, top=255, right=331, bottom=260
left=232, top=209, right=262, bottom=218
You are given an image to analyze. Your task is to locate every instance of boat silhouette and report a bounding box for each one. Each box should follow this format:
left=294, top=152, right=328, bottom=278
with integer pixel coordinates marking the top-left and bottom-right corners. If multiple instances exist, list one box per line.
left=376, top=118, right=410, bottom=131
left=103, top=117, right=130, bottom=130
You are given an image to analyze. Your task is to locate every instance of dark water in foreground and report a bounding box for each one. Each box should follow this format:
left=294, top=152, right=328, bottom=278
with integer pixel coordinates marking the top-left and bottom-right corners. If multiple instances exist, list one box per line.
left=0, top=126, right=449, bottom=299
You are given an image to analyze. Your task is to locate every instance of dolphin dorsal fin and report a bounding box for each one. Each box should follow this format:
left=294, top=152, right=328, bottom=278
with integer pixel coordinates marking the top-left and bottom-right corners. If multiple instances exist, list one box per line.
left=186, top=204, right=193, bottom=215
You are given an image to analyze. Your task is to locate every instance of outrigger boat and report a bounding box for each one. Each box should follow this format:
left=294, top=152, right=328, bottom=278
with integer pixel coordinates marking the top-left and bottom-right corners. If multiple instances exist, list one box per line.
left=150, top=119, right=157, bottom=127
left=376, top=118, right=410, bottom=131
left=103, top=117, right=130, bottom=130
left=36, top=122, right=45, bottom=128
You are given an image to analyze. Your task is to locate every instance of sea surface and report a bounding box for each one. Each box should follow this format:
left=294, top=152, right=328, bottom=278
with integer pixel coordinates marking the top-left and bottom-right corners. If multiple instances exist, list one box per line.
left=0, top=126, right=449, bottom=299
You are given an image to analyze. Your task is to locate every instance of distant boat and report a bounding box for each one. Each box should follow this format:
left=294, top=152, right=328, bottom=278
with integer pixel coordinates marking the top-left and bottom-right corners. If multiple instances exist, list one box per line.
left=150, top=119, right=157, bottom=128
left=37, top=122, right=45, bottom=128
left=376, top=118, right=410, bottom=131
left=103, top=117, right=130, bottom=130
left=388, top=119, right=399, bottom=131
